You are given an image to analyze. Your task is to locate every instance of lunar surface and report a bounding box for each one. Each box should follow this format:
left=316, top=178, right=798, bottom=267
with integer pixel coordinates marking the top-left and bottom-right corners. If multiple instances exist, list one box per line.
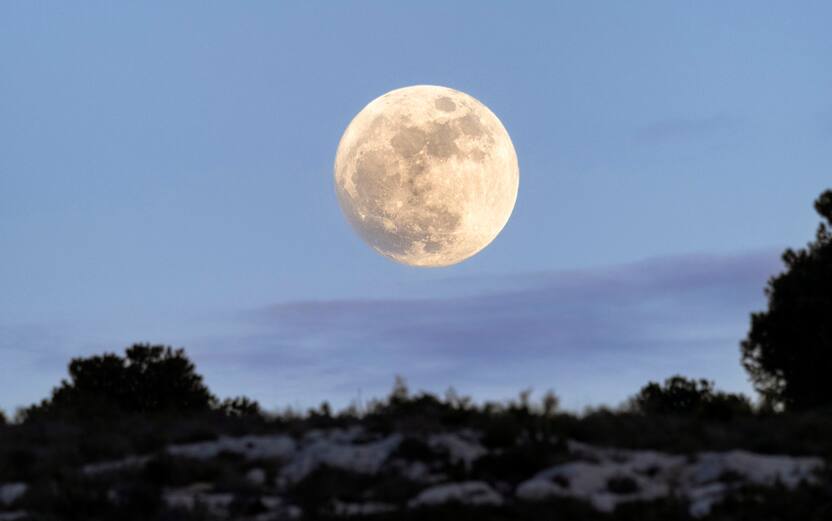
left=334, top=85, right=519, bottom=267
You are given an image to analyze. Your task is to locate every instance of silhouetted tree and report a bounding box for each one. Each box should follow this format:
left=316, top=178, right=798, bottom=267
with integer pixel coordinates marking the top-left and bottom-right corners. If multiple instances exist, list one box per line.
left=21, top=344, right=217, bottom=421
left=631, top=375, right=752, bottom=419
left=218, top=396, right=262, bottom=417
left=390, top=375, right=410, bottom=405
left=741, top=190, right=832, bottom=410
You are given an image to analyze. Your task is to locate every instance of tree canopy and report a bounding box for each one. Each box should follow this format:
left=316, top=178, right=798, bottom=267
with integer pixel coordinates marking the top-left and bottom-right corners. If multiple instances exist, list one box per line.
left=21, top=344, right=217, bottom=421
left=741, top=189, right=832, bottom=410
left=631, top=375, right=751, bottom=419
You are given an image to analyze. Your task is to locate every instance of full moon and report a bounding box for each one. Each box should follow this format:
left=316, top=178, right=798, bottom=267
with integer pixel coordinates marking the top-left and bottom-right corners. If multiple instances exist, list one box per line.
left=334, top=85, right=519, bottom=267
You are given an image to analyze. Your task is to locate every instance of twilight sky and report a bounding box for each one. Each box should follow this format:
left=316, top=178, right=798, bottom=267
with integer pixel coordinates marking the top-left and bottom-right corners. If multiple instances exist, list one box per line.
left=1, top=2, right=831, bottom=414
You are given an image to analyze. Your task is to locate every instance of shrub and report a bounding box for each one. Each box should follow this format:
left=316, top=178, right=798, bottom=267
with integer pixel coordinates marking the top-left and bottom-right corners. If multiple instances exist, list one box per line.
left=607, top=475, right=640, bottom=494
left=142, top=454, right=232, bottom=488
left=19, top=473, right=164, bottom=521
left=367, top=473, right=424, bottom=505
left=708, top=482, right=832, bottom=521
left=289, top=466, right=376, bottom=514
left=218, top=396, right=262, bottom=418
left=630, top=376, right=752, bottom=419
left=20, top=344, right=217, bottom=421
left=699, top=391, right=754, bottom=421
left=480, top=414, right=524, bottom=449
left=393, top=436, right=443, bottom=462
left=472, top=439, right=570, bottom=485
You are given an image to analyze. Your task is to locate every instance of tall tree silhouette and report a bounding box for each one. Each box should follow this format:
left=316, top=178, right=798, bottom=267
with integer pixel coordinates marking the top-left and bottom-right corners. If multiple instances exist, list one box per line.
left=741, top=190, right=832, bottom=410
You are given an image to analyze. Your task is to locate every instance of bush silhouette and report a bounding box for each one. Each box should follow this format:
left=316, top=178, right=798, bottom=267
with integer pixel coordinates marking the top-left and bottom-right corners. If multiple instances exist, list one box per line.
left=21, top=344, right=217, bottom=420
left=741, top=189, right=832, bottom=410
left=218, top=396, right=262, bottom=417
left=631, top=375, right=752, bottom=419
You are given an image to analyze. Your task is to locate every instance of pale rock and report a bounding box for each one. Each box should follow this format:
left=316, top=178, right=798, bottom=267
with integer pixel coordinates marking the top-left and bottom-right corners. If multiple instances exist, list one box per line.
left=168, top=434, right=296, bottom=461
left=249, top=514, right=281, bottom=521
left=518, top=441, right=824, bottom=518
left=515, top=479, right=564, bottom=501
left=333, top=500, right=397, bottom=516
left=589, top=492, right=620, bottom=513
left=82, top=455, right=150, bottom=475
left=260, top=495, right=283, bottom=510
left=686, top=450, right=821, bottom=488
left=388, top=459, right=445, bottom=484
left=280, top=433, right=402, bottom=483
left=687, top=482, right=729, bottom=518
left=0, top=483, right=26, bottom=506
left=429, top=432, right=487, bottom=469
left=409, top=481, right=503, bottom=508
left=83, top=434, right=297, bottom=477
left=163, top=483, right=234, bottom=514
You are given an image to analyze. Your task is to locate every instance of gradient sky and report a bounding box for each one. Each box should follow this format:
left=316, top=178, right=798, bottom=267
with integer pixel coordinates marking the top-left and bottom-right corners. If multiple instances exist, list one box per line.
left=2, top=2, right=831, bottom=414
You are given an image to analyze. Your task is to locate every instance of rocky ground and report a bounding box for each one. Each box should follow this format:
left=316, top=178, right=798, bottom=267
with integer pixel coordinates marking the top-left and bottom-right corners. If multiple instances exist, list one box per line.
left=1, top=425, right=826, bottom=520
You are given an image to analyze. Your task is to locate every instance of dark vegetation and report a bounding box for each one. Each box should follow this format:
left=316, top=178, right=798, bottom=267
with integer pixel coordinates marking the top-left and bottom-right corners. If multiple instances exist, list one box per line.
left=3, top=366, right=832, bottom=520
left=629, top=376, right=752, bottom=420
left=606, top=475, right=640, bottom=495
left=1, top=189, right=830, bottom=520
left=18, top=344, right=258, bottom=422
left=741, top=190, right=832, bottom=411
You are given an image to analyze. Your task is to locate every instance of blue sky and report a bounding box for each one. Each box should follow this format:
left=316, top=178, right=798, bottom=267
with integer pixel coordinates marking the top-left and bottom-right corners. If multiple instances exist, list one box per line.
left=1, top=2, right=830, bottom=414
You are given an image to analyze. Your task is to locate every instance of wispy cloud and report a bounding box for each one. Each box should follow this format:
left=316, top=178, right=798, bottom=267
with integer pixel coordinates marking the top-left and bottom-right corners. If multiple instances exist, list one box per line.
left=0, top=323, right=88, bottom=413
left=197, top=250, right=783, bottom=411
left=637, top=114, right=735, bottom=143
left=0, top=250, right=786, bottom=413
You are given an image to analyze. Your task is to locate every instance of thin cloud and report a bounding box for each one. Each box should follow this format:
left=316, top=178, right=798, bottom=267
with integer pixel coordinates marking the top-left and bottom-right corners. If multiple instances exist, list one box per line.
left=0, top=251, right=786, bottom=413
left=214, top=250, right=783, bottom=410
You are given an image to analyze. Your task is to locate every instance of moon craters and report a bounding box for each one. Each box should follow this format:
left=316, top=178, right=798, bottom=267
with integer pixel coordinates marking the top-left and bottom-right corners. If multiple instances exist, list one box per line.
left=435, top=97, right=457, bottom=112
left=334, top=85, right=519, bottom=267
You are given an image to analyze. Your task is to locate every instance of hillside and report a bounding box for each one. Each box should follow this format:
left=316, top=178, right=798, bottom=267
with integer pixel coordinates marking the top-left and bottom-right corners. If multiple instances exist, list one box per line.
left=2, top=384, right=832, bottom=521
